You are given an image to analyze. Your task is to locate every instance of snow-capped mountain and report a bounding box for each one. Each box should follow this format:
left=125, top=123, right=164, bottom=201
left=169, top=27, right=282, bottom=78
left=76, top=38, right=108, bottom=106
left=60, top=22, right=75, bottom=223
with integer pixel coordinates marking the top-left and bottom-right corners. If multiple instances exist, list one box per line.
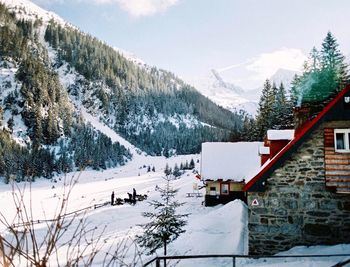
left=192, top=67, right=299, bottom=116
left=270, top=68, right=299, bottom=89
left=0, top=0, right=67, bottom=26
left=191, top=70, right=258, bottom=116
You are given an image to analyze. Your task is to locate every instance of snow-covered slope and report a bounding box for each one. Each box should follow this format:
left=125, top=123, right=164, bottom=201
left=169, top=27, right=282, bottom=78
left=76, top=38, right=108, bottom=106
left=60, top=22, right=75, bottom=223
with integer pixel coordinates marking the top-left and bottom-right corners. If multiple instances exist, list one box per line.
left=80, top=107, right=144, bottom=158
left=0, top=0, right=67, bottom=26
left=0, top=60, right=29, bottom=145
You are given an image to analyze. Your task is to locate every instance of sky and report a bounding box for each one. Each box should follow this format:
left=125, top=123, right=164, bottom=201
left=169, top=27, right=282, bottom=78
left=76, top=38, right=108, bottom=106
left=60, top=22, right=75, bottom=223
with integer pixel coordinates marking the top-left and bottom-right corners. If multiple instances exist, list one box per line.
left=32, top=0, right=350, bottom=90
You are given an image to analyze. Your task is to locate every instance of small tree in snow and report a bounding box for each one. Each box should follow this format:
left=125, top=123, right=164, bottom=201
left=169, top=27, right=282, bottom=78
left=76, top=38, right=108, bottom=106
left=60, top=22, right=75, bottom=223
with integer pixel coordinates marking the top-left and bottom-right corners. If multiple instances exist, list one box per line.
left=172, top=163, right=181, bottom=178
left=189, top=158, right=195, bottom=169
left=136, top=175, right=188, bottom=257
left=164, top=163, right=172, bottom=176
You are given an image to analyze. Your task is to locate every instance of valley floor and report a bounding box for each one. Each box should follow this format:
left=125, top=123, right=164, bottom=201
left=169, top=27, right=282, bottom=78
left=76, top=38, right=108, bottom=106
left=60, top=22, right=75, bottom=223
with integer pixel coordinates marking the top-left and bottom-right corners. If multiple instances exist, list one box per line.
left=0, top=153, right=349, bottom=266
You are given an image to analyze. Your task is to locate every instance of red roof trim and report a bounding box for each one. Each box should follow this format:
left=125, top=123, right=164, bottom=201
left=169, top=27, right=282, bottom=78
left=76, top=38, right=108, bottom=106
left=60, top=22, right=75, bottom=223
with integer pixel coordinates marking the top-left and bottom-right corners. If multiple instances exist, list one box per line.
left=243, top=85, right=350, bottom=192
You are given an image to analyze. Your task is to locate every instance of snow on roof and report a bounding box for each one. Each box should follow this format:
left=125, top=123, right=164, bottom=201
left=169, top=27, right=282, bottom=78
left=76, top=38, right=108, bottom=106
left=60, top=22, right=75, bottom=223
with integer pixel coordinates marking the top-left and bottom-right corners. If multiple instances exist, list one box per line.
left=267, top=129, right=295, bottom=140
left=201, top=142, right=262, bottom=182
left=259, top=146, right=270, bottom=155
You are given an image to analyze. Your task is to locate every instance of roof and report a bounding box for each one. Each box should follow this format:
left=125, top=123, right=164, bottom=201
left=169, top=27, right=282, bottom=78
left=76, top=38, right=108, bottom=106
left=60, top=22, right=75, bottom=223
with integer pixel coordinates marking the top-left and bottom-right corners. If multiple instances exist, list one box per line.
left=201, top=142, right=262, bottom=182
left=244, top=85, right=350, bottom=192
left=267, top=129, right=295, bottom=140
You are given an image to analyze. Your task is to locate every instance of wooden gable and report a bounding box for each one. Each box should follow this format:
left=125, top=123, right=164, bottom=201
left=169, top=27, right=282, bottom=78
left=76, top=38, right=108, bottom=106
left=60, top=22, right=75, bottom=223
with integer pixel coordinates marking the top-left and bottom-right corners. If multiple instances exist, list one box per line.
left=324, top=128, right=350, bottom=193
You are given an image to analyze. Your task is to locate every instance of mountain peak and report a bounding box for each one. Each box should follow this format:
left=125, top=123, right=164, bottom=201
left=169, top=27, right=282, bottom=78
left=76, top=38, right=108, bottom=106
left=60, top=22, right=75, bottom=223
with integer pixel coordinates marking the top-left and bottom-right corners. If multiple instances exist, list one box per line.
left=0, top=0, right=67, bottom=26
left=190, top=70, right=258, bottom=116
left=270, top=68, right=299, bottom=88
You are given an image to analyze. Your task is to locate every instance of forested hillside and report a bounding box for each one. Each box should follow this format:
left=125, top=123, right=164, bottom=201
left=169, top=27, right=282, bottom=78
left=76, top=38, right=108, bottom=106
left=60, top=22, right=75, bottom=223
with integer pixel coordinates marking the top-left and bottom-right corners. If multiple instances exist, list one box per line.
left=44, top=22, right=247, bottom=155
left=0, top=3, right=131, bottom=182
left=0, top=1, right=248, bottom=181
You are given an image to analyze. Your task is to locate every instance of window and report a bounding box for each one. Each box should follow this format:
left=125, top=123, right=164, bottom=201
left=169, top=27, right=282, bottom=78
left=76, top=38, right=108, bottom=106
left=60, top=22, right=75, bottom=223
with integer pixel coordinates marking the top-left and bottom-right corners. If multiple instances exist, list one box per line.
left=209, top=186, right=216, bottom=196
left=334, top=129, right=350, bottom=152
left=221, top=183, right=229, bottom=195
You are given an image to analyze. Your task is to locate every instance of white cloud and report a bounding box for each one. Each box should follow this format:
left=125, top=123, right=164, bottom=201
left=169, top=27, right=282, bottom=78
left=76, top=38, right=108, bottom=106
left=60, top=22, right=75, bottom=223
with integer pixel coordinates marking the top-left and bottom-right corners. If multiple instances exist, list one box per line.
left=217, top=48, right=307, bottom=89
left=246, top=48, right=307, bottom=80
left=35, top=0, right=179, bottom=17
left=94, top=0, right=179, bottom=17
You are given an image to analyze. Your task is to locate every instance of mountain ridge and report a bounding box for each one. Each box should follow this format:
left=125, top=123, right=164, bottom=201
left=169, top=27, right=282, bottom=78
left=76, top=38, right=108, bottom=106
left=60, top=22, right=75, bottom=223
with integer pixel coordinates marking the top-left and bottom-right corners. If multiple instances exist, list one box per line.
left=192, top=66, right=298, bottom=116
left=0, top=0, right=250, bottom=180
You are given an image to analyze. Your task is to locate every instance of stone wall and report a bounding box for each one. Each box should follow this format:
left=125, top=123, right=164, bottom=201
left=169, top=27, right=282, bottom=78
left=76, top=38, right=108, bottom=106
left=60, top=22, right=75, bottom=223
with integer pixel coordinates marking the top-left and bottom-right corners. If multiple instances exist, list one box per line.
left=248, top=121, right=350, bottom=255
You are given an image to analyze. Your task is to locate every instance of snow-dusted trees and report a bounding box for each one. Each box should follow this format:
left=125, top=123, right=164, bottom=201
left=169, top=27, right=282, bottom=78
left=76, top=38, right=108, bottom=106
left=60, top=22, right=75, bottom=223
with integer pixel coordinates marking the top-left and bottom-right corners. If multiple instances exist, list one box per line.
left=256, top=79, right=273, bottom=139
left=291, top=32, right=349, bottom=106
left=136, top=175, right=188, bottom=256
left=189, top=158, right=195, bottom=169
left=173, top=163, right=181, bottom=178
left=253, top=32, right=349, bottom=141
left=255, top=80, right=293, bottom=140
left=44, top=21, right=248, bottom=156
left=164, top=163, right=172, bottom=176
left=0, top=107, right=3, bottom=127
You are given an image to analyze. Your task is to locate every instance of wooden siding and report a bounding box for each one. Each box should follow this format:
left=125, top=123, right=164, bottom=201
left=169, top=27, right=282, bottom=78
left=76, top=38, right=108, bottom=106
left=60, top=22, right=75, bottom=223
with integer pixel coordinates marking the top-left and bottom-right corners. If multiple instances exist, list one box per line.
left=205, top=180, right=244, bottom=195
left=324, top=128, right=350, bottom=193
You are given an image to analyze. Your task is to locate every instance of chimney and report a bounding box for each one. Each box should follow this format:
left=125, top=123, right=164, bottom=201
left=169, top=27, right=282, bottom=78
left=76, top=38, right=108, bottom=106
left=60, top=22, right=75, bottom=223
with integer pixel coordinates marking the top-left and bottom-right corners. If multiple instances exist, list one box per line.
left=259, top=145, right=270, bottom=166
left=265, top=129, right=295, bottom=159
left=294, top=100, right=327, bottom=136
left=293, top=106, right=311, bottom=135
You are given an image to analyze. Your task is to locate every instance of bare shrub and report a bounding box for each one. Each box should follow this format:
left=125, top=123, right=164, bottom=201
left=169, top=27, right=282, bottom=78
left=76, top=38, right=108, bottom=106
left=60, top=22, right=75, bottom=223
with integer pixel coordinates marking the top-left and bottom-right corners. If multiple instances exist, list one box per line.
left=0, top=174, right=143, bottom=267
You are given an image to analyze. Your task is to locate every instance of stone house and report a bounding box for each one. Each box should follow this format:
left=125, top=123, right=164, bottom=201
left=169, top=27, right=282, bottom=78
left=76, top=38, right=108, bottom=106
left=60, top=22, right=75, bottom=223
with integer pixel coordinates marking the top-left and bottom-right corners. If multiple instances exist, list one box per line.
left=243, top=86, right=350, bottom=255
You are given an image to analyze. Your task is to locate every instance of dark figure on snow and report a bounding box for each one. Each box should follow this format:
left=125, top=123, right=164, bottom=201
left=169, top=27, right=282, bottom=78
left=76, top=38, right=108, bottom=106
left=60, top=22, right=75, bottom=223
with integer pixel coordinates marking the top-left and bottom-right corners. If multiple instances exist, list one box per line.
left=128, top=192, right=132, bottom=200
left=111, top=191, right=115, bottom=206
left=133, top=188, right=137, bottom=201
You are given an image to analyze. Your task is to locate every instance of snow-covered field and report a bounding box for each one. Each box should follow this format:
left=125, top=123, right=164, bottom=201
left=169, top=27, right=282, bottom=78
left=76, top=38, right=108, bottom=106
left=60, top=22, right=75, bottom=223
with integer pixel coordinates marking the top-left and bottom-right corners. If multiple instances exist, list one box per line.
left=1, top=153, right=349, bottom=267
left=0, top=116, right=349, bottom=266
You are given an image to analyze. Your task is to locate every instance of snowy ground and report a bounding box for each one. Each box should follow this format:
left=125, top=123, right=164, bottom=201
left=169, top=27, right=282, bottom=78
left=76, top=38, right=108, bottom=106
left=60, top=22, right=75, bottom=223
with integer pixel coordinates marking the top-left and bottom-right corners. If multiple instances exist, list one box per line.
left=0, top=117, right=349, bottom=266
left=1, top=156, right=349, bottom=267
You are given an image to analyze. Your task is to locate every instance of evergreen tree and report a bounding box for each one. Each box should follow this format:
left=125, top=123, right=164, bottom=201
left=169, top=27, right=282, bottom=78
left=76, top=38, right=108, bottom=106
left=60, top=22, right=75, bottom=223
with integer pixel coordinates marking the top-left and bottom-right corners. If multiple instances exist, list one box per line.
left=7, top=117, right=14, bottom=133
left=0, top=106, right=3, bottom=126
left=321, top=31, right=349, bottom=90
left=274, top=83, right=293, bottom=129
left=173, top=163, right=181, bottom=178
left=308, top=46, right=321, bottom=72
left=164, top=163, right=171, bottom=176
left=255, top=79, right=273, bottom=140
left=270, top=82, right=279, bottom=127
left=45, top=109, right=59, bottom=144
left=136, top=175, right=188, bottom=256
left=291, top=32, right=349, bottom=106
left=184, top=160, right=189, bottom=170
left=189, top=158, right=195, bottom=169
